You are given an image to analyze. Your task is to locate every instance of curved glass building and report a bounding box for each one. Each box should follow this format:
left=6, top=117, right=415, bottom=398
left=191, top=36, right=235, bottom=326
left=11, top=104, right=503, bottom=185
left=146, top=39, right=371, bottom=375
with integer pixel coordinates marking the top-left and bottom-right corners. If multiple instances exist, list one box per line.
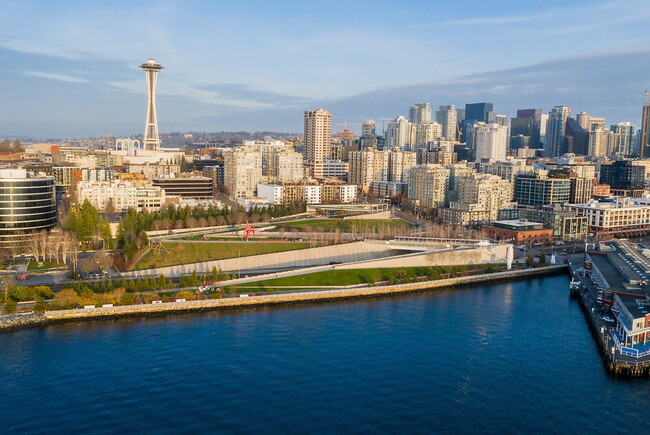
left=0, top=169, right=57, bottom=247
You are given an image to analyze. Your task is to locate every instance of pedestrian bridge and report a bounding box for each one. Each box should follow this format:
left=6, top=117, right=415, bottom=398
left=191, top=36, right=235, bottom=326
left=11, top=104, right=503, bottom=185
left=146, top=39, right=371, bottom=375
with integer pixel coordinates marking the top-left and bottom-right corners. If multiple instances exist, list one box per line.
left=366, top=236, right=504, bottom=252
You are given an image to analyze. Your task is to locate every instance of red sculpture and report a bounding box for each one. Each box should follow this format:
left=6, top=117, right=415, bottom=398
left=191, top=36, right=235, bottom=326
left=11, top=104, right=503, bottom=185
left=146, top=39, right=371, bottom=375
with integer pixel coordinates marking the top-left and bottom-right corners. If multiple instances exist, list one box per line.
left=242, top=221, right=258, bottom=241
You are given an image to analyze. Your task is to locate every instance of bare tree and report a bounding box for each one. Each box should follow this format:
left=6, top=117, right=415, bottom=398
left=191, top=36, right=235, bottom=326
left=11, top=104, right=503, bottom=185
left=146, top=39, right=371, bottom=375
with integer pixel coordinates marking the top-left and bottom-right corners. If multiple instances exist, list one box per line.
left=78, top=257, right=97, bottom=274
left=93, top=249, right=114, bottom=273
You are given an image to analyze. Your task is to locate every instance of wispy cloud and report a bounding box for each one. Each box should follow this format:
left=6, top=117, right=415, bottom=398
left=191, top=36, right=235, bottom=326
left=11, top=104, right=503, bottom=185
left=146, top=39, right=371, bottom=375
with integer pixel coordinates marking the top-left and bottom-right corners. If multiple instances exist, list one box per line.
left=24, top=71, right=89, bottom=83
left=439, top=11, right=552, bottom=26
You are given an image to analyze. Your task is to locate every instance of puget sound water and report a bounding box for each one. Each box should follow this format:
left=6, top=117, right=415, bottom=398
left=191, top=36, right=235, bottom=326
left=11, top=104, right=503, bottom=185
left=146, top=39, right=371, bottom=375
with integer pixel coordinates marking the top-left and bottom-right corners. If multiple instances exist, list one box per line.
left=2, top=274, right=649, bottom=434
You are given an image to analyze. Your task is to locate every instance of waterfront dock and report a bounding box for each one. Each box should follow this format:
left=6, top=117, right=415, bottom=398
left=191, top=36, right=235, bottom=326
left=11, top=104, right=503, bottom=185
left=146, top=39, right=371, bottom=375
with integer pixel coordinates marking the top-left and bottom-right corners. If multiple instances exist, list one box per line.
left=569, top=260, right=650, bottom=377
left=0, top=265, right=566, bottom=334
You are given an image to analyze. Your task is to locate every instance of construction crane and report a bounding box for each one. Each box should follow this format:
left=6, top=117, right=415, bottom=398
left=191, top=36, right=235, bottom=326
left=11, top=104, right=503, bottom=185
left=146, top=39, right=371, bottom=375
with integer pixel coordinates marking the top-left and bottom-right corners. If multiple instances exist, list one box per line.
left=335, top=122, right=363, bottom=129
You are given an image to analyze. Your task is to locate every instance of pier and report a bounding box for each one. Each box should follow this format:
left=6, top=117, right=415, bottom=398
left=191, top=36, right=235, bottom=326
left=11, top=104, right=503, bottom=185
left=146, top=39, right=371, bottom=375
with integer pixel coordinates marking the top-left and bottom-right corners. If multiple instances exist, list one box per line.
left=569, top=260, right=650, bottom=377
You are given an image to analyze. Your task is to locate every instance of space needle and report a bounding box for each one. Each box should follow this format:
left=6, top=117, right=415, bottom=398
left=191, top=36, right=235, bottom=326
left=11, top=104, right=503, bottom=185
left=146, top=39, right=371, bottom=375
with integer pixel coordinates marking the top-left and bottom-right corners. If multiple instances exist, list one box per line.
left=140, top=58, right=164, bottom=151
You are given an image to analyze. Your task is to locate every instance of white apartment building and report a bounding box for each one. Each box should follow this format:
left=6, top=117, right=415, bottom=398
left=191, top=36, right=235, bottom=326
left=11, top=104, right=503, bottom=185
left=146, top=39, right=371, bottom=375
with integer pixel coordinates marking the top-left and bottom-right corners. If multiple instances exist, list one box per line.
left=338, top=184, right=357, bottom=203
left=223, top=149, right=262, bottom=197
left=257, top=183, right=357, bottom=205
left=322, top=159, right=349, bottom=179
left=302, top=184, right=322, bottom=204
left=474, top=122, right=508, bottom=162
left=385, top=116, right=416, bottom=150
left=78, top=180, right=165, bottom=212
left=565, top=198, right=650, bottom=238
left=256, top=184, right=284, bottom=205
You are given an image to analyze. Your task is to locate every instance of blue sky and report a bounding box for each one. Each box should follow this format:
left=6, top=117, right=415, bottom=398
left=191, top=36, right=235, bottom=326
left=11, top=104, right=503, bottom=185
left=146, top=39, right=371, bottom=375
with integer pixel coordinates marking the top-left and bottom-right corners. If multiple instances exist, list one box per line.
left=1, top=0, right=650, bottom=138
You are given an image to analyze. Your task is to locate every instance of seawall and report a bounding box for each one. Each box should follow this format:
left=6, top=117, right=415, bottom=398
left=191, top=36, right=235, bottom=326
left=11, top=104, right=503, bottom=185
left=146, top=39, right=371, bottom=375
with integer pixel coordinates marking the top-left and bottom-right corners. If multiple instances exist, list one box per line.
left=0, top=265, right=567, bottom=334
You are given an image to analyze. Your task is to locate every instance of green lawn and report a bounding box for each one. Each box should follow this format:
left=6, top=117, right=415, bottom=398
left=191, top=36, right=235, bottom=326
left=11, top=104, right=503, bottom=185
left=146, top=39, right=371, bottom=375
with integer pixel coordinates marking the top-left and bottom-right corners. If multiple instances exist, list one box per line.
left=27, top=260, right=66, bottom=271
left=275, top=218, right=413, bottom=233
left=226, top=264, right=504, bottom=292
left=134, top=242, right=311, bottom=270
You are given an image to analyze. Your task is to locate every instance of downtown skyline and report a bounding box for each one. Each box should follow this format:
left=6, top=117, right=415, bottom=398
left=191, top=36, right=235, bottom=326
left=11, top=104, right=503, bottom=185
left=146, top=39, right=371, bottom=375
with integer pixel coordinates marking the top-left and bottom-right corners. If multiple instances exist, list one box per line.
left=1, top=0, right=650, bottom=138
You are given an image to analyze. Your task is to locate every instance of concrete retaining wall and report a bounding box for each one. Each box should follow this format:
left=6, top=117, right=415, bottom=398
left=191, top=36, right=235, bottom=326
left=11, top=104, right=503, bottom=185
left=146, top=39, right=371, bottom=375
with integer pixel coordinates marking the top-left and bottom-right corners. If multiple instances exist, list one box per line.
left=125, top=241, right=398, bottom=277
left=336, top=245, right=512, bottom=270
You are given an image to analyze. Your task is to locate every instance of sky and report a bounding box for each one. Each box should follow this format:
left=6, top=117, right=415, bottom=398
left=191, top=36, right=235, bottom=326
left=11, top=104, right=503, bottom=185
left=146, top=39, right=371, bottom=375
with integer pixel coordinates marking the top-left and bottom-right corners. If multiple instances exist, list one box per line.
left=1, top=0, right=650, bottom=138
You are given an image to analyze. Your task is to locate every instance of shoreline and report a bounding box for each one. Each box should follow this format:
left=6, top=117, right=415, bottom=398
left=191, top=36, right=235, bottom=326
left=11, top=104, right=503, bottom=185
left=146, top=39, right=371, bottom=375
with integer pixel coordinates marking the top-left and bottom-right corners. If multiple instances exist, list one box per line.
left=0, top=265, right=567, bottom=334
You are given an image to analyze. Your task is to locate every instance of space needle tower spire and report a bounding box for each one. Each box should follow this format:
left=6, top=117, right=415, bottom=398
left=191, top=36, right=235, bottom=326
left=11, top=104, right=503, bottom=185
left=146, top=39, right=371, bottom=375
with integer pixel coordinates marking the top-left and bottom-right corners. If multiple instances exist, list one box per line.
left=140, top=58, right=164, bottom=151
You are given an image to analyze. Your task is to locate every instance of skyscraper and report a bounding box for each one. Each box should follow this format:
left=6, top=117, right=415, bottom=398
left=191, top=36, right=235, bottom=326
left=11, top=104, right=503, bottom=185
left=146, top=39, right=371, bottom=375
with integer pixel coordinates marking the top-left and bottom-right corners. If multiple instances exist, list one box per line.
left=565, top=118, right=589, bottom=155
left=304, top=109, right=332, bottom=179
left=546, top=106, right=571, bottom=157
left=641, top=92, right=650, bottom=158
left=576, top=112, right=590, bottom=131
left=611, top=122, right=636, bottom=157
left=515, top=109, right=543, bottom=148
left=464, top=103, right=495, bottom=149
left=140, top=58, right=164, bottom=151
left=465, top=103, right=494, bottom=124
left=409, top=103, right=431, bottom=125
left=435, top=105, right=458, bottom=141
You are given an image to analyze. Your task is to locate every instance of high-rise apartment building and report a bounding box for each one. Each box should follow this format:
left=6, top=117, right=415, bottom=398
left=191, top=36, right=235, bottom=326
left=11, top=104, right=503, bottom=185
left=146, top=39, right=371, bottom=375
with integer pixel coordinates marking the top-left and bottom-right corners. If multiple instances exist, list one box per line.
left=385, top=116, right=415, bottom=150
left=589, top=117, right=605, bottom=132
left=224, top=149, right=263, bottom=198
left=588, top=129, right=608, bottom=158
left=348, top=149, right=415, bottom=192
left=611, top=122, right=636, bottom=157
left=440, top=174, right=513, bottom=225
left=409, top=103, right=431, bottom=125
left=415, top=122, right=443, bottom=150
left=408, top=165, right=451, bottom=209
left=576, top=112, right=591, bottom=130
left=304, top=109, right=332, bottom=178
left=474, top=123, right=508, bottom=163
left=361, top=120, right=378, bottom=149
left=362, top=120, right=376, bottom=137
left=435, top=105, right=458, bottom=141
left=546, top=106, right=571, bottom=157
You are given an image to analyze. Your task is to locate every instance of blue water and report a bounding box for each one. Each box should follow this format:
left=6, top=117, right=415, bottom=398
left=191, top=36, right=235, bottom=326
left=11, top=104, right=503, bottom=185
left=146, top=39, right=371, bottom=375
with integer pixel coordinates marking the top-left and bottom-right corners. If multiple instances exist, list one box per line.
left=1, top=275, right=649, bottom=434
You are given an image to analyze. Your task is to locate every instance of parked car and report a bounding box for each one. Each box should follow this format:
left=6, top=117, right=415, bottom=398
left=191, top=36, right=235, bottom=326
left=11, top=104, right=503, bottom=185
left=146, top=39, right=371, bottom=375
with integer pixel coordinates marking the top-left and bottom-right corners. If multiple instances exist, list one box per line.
left=602, top=316, right=615, bottom=323
left=15, top=273, right=29, bottom=280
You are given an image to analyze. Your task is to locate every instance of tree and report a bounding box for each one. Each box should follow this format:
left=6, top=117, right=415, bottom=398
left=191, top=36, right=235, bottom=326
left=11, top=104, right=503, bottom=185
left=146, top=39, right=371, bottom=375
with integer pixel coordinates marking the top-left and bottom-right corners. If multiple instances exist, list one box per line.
left=3, top=298, right=17, bottom=314
left=93, top=250, right=114, bottom=273
left=526, top=253, right=535, bottom=267
left=539, top=251, right=547, bottom=265
left=33, top=296, right=46, bottom=313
